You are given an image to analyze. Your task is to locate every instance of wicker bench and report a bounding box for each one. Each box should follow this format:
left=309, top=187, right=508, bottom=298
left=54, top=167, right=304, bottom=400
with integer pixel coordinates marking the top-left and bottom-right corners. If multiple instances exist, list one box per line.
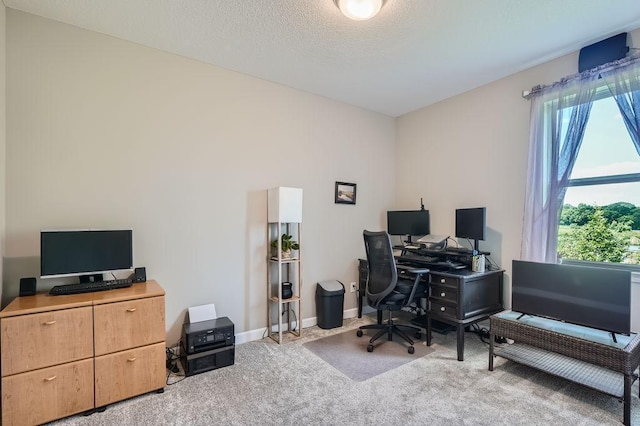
left=489, top=311, right=640, bottom=426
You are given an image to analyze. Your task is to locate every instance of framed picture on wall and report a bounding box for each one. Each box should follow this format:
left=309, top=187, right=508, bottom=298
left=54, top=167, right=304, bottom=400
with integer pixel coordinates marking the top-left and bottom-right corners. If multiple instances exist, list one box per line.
left=335, top=182, right=357, bottom=205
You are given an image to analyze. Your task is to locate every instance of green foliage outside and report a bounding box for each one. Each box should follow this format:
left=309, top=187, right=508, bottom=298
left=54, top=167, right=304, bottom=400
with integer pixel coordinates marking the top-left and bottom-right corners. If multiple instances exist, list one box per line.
left=558, top=203, right=640, bottom=265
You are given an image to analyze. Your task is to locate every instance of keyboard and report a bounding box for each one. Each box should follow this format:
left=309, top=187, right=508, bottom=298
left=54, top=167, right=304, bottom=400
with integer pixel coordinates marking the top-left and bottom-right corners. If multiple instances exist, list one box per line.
left=396, top=255, right=467, bottom=270
left=49, top=278, right=133, bottom=295
left=396, top=254, right=439, bottom=264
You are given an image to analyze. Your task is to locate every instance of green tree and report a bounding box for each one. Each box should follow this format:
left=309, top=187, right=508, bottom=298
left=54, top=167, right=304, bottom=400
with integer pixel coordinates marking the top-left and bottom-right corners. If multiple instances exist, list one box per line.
left=558, top=208, right=627, bottom=263
left=560, top=204, right=576, bottom=225
left=560, top=203, right=595, bottom=226
left=602, top=202, right=635, bottom=225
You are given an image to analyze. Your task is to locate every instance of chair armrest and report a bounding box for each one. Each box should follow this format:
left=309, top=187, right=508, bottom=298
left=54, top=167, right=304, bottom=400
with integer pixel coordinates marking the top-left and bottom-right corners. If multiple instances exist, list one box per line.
left=397, top=265, right=429, bottom=275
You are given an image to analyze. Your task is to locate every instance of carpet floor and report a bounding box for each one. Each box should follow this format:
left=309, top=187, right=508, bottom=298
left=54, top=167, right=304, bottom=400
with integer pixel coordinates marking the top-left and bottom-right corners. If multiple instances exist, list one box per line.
left=48, top=314, right=640, bottom=425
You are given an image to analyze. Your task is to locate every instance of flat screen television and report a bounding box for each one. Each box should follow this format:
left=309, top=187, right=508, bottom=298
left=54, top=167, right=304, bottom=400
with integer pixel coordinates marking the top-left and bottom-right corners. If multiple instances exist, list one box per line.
left=512, top=260, right=631, bottom=334
left=41, top=229, right=134, bottom=280
left=387, top=210, right=430, bottom=243
left=455, top=207, right=486, bottom=251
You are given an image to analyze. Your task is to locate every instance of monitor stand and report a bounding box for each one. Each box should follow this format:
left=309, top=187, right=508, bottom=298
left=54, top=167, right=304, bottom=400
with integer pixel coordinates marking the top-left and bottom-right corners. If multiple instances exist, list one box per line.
left=79, top=273, right=103, bottom=284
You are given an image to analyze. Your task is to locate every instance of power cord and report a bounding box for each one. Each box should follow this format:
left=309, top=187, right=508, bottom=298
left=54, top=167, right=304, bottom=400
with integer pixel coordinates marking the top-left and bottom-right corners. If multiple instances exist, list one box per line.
left=166, top=346, right=180, bottom=373
left=282, top=308, right=298, bottom=332
left=469, top=323, right=508, bottom=346
left=165, top=342, right=187, bottom=385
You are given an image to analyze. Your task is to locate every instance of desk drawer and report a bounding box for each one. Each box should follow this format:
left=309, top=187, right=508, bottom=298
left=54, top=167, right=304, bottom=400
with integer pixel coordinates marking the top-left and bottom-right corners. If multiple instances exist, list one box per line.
left=430, top=301, right=457, bottom=320
left=430, top=274, right=459, bottom=288
left=430, top=284, right=457, bottom=304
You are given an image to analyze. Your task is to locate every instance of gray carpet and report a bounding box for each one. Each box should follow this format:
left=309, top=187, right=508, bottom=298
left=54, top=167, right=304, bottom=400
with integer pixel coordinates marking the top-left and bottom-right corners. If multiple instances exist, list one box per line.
left=303, top=328, right=434, bottom=381
left=49, top=314, right=640, bottom=425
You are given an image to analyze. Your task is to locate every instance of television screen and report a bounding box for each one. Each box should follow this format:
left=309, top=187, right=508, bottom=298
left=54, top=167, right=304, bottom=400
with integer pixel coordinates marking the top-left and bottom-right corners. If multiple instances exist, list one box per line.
left=512, top=260, right=631, bottom=334
left=455, top=207, right=486, bottom=241
left=387, top=210, right=430, bottom=236
left=41, top=229, right=133, bottom=279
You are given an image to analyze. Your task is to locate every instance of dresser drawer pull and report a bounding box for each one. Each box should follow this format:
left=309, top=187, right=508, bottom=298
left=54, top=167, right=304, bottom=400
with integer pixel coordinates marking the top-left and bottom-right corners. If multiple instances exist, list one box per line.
left=440, top=278, right=445, bottom=284
left=126, top=308, right=137, bottom=313
left=127, top=357, right=137, bottom=362
left=44, top=375, right=57, bottom=382
left=43, top=320, right=57, bottom=325
left=440, top=307, right=446, bottom=311
left=440, top=292, right=446, bottom=297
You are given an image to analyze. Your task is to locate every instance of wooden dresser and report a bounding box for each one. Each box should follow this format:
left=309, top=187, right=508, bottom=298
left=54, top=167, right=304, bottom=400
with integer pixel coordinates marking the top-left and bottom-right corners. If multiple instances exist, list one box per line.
left=0, top=280, right=166, bottom=425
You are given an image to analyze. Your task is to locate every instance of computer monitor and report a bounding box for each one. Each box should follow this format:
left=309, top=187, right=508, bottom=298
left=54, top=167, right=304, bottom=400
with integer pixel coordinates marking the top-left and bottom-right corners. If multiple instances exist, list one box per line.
left=455, top=207, right=486, bottom=251
left=387, top=210, right=430, bottom=243
left=41, top=229, right=134, bottom=281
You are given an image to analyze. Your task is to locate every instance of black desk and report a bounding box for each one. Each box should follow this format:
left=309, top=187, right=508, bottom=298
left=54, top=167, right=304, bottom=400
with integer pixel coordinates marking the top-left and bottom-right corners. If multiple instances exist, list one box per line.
left=357, top=258, right=504, bottom=361
left=425, top=268, right=503, bottom=361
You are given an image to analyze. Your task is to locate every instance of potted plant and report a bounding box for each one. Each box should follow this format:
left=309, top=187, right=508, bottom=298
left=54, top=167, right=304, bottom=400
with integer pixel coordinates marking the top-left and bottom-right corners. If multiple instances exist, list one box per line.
left=271, top=233, right=299, bottom=259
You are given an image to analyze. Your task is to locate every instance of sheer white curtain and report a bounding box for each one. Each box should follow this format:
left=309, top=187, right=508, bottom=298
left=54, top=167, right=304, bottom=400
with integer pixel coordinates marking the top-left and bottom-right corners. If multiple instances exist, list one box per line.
left=603, top=60, right=640, bottom=155
left=521, top=74, right=599, bottom=262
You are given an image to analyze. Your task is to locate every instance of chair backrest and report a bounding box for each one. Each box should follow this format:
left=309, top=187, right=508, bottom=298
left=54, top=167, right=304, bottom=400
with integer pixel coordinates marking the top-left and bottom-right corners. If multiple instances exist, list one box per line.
left=363, top=230, right=398, bottom=307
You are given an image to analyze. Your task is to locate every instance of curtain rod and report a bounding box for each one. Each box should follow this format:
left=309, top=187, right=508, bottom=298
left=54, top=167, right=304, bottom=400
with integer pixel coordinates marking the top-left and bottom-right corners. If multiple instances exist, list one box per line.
left=522, top=53, right=640, bottom=99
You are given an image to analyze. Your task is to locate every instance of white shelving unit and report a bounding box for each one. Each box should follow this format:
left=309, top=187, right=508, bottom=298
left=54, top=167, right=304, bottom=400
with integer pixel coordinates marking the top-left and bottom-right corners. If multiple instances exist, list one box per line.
left=267, top=187, right=303, bottom=344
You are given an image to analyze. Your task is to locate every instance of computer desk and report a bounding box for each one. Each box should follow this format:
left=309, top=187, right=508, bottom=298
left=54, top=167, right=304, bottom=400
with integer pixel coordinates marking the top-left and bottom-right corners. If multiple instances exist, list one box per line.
left=357, top=256, right=504, bottom=361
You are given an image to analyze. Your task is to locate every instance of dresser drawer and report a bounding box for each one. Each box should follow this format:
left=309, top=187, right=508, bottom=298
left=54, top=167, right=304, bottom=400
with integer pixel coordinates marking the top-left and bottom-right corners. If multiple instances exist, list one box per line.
left=94, top=296, right=165, bottom=356
left=1, top=307, right=93, bottom=376
left=94, top=342, right=166, bottom=406
left=2, top=359, right=94, bottom=426
left=430, top=284, right=458, bottom=305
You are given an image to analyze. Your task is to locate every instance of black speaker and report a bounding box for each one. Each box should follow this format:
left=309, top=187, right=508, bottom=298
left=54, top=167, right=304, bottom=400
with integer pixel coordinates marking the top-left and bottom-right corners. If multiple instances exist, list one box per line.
left=579, top=33, right=629, bottom=72
left=19, top=277, right=37, bottom=297
left=131, top=267, right=146, bottom=283
left=282, top=282, right=293, bottom=299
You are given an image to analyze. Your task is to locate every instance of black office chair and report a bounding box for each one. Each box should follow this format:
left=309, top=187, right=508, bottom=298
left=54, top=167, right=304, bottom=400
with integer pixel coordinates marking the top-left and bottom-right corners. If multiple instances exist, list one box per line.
left=356, top=230, right=429, bottom=354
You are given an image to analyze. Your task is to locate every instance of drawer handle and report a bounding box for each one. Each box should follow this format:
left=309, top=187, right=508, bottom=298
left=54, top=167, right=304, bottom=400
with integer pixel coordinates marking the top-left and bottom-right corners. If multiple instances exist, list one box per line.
left=440, top=292, right=446, bottom=297
left=127, top=357, right=137, bottom=362
left=44, top=375, right=57, bottom=382
left=440, top=278, right=445, bottom=284
left=126, top=308, right=137, bottom=313
left=440, top=307, right=446, bottom=311
left=43, top=320, right=57, bottom=325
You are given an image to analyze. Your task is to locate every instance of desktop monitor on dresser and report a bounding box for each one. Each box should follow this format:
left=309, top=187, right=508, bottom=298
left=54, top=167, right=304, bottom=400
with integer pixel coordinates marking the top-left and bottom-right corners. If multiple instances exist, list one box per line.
left=455, top=207, right=485, bottom=251
left=41, top=229, right=134, bottom=282
left=387, top=210, right=430, bottom=244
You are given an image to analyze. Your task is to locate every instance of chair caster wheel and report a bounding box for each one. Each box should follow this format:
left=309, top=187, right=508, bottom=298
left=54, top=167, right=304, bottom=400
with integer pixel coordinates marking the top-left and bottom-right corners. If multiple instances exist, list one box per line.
left=367, top=344, right=374, bottom=352
left=415, top=331, right=422, bottom=339
left=408, top=346, right=415, bottom=354
left=356, top=329, right=363, bottom=337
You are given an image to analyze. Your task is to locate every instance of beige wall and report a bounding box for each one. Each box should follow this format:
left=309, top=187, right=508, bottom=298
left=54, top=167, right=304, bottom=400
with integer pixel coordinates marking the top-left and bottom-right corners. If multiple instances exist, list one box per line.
left=4, top=10, right=396, bottom=344
left=5, top=9, right=640, bottom=341
left=0, top=4, right=6, bottom=302
left=396, top=28, right=640, bottom=328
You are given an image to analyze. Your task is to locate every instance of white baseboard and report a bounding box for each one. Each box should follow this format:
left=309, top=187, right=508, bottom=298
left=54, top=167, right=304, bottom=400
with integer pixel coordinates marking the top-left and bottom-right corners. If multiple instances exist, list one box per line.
left=234, top=307, right=361, bottom=345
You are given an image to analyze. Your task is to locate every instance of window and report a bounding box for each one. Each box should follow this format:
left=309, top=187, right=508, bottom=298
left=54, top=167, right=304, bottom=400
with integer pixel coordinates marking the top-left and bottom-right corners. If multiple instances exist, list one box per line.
left=522, top=57, right=640, bottom=267
left=558, top=94, right=640, bottom=265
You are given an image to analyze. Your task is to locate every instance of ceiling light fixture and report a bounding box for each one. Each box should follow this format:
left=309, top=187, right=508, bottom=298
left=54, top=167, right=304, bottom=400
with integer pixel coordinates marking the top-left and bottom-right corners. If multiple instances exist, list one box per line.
left=333, top=0, right=387, bottom=21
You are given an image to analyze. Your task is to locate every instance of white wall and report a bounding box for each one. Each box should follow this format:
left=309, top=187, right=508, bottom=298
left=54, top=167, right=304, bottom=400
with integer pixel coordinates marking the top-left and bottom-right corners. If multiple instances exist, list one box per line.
left=4, top=10, right=396, bottom=344
left=396, top=28, right=640, bottom=329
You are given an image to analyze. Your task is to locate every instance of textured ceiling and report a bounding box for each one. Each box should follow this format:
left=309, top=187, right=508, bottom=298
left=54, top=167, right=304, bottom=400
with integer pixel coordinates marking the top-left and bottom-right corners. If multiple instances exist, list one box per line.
left=5, top=0, right=640, bottom=116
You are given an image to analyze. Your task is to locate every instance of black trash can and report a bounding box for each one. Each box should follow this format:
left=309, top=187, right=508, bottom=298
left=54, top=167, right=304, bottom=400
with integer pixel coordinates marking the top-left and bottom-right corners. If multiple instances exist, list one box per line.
left=316, top=280, right=345, bottom=329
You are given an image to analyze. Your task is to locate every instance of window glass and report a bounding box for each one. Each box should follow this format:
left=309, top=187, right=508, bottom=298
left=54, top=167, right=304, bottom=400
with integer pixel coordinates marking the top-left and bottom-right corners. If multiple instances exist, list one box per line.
left=572, top=96, right=640, bottom=178
left=559, top=91, right=640, bottom=265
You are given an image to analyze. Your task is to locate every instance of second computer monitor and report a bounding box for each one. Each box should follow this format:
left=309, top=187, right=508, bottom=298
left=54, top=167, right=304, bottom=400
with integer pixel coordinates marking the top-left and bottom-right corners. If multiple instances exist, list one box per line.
left=387, top=210, right=430, bottom=243
left=455, top=207, right=486, bottom=251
